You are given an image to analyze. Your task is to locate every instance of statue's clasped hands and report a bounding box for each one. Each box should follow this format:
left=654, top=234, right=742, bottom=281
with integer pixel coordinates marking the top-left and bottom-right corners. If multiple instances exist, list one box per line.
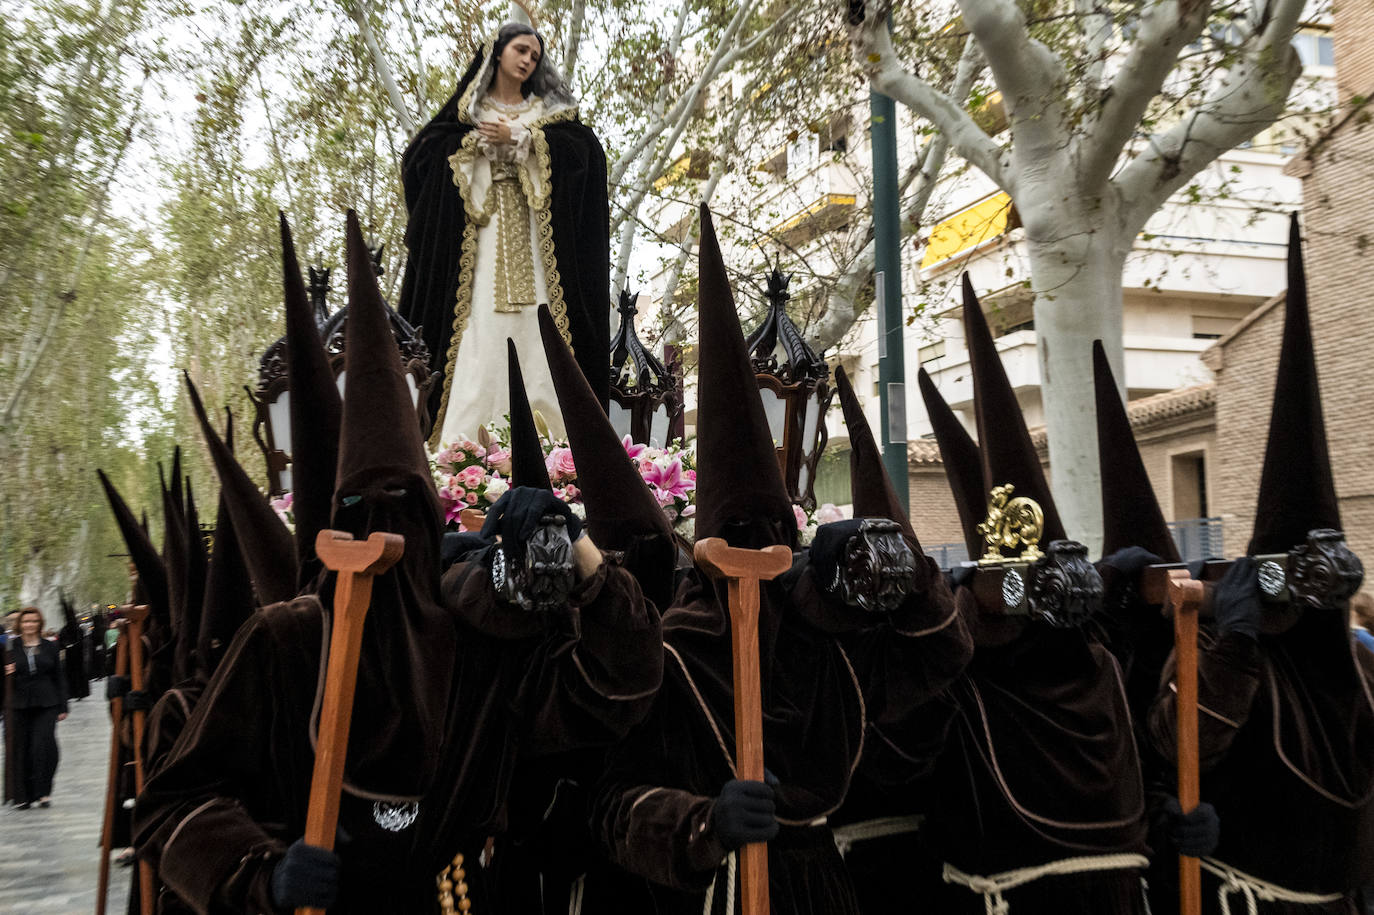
left=478, top=119, right=514, bottom=145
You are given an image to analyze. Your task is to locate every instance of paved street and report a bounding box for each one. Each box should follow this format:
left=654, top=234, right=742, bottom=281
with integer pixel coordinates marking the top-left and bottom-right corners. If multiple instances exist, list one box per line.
left=1, top=683, right=133, bottom=914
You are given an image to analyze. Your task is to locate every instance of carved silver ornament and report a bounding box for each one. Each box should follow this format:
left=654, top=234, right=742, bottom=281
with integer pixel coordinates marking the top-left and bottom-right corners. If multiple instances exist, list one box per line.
left=372, top=800, right=419, bottom=832
left=1257, top=559, right=1286, bottom=598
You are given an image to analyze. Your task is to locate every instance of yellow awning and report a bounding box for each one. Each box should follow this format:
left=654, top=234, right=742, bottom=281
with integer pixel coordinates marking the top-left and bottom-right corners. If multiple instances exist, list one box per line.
left=921, top=192, right=1014, bottom=268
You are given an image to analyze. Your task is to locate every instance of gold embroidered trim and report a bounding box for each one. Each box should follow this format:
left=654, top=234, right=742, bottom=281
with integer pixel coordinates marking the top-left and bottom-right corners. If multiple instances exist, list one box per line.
left=429, top=218, right=479, bottom=450
left=525, top=117, right=572, bottom=353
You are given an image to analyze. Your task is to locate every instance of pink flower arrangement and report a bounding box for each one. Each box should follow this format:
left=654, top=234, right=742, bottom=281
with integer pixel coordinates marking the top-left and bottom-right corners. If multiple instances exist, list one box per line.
left=431, top=423, right=698, bottom=532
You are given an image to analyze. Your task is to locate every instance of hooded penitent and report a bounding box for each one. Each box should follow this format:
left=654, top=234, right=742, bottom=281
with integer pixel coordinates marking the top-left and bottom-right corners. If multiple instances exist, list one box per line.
left=962, top=274, right=1066, bottom=543
left=906, top=289, right=1147, bottom=903
left=195, top=408, right=256, bottom=680
left=59, top=595, right=90, bottom=700
left=327, top=208, right=455, bottom=798
left=691, top=204, right=796, bottom=550
left=506, top=339, right=553, bottom=491
left=917, top=367, right=986, bottom=560
left=1146, top=216, right=1374, bottom=898
left=97, top=470, right=170, bottom=635
left=536, top=302, right=676, bottom=609
left=183, top=373, right=298, bottom=606
left=1093, top=341, right=1180, bottom=564
left=280, top=212, right=343, bottom=588
left=1247, top=213, right=1342, bottom=557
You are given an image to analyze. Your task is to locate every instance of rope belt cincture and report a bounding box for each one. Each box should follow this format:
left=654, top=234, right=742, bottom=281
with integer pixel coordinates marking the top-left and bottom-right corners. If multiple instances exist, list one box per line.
left=942, top=853, right=1149, bottom=915
left=700, top=850, right=737, bottom=915
left=1200, top=857, right=1344, bottom=915
left=831, top=814, right=924, bottom=857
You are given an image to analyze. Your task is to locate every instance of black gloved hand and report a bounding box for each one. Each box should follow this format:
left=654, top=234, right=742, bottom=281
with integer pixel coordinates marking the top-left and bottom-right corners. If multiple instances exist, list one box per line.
left=949, top=564, right=976, bottom=589
left=481, top=487, right=583, bottom=545
left=270, top=839, right=341, bottom=910
left=1213, top=557, right=1262, bottom=640
left=1164, top=797, right=1220, bottom=858
left=106, top=675, right=131, bottom=702
left=710, top=779, right=779, bottom=850
left=1101, top=547, right=1163, bottom=579
left=810, top=520, right=866, bottom=592
left=122, top=690, right=151, bottom=713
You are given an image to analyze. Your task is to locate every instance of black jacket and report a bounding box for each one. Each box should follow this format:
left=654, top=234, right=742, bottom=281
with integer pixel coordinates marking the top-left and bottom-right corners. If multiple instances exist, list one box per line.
left=7, top=639, right=68, bottom=712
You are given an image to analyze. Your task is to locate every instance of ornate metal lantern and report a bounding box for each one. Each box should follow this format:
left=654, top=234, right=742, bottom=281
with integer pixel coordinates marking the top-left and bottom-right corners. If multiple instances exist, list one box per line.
left=744, top=268, right=832, bottom=511
left=250, top=244, right=434, bottom=495
left=608, top=289, right=683, bottom=446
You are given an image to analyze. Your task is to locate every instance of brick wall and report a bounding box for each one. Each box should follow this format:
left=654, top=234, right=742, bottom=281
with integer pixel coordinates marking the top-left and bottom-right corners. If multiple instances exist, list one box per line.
left=1334, top=0, right=1374, bottom=102
left=1205, top=302, right=1284, bottom=557
left=907, top=463, right=973, bottom=552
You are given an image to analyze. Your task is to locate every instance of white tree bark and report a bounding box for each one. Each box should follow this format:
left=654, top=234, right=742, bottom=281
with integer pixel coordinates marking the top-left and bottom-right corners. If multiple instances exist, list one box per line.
left=344, top=0, right=418, bottom=138
left=843, top=0, right=1307, bottom=547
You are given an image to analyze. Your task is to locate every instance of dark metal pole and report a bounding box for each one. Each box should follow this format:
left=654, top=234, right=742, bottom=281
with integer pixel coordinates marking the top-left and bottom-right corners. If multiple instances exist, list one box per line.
left=870, top=88, right=908, bottom=495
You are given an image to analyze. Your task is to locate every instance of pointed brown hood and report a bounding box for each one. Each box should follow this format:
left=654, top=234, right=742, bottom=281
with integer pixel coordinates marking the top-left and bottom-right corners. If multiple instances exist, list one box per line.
left=693, top=204, right=795, bottom=548
left=196, top=408, right=256, bottom=680
left=537, top=304, right=668, bottom=544
left=963, top=274, right=1066, bottom=542
left=1248, top=214, right=1341, bottom=555
left=281, top=212, right=342, bottom=585
left=507, top=339, right=552, bottom=491
left=918, top=368, right=986, bottom=559
left=835, top=366, right=917, bottom=543
left=160, top=462, right=187, bottom=640
left=335, top=210, right=433, bottom=498
left=1093, top=341, right=1179, bottom=562
left=97, top=470, right=170, bottom=627
left=176, top=479, right=208, bottom=684
left=183, top=372, right=298, bottom=605
left=536, top=304, right=676, bottom=609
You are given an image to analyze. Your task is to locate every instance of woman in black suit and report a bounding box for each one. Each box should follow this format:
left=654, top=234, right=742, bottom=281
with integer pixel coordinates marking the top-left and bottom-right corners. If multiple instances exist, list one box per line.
left=4, top=607, right=67, bottom=808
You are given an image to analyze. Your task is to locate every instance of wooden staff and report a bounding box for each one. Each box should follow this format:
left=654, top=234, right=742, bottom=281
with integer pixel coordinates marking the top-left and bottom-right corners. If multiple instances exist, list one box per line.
left=694, top=538, right=794, bottom=915
left=95, top=615, right=133, bottom=915
left=1165, top=570, right=1205, bottom=915
left=119, top=605, right=154, bottom=915
left=297, top=530, right=404, bottom=915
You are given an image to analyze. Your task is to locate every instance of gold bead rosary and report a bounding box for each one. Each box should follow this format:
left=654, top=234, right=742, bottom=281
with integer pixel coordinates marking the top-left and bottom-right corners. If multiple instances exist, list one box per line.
left=436, top=852, right=473, bottom=913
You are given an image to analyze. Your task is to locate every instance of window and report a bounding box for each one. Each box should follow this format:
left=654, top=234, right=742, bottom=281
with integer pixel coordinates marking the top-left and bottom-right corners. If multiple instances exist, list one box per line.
left=919, top=340, right=946, bottom=363
left=1171, top=451, right=1208, bottom=518
left=1293, top=31, right=1334, bottom=68
left=1192, top=315, right=1234, bottom=340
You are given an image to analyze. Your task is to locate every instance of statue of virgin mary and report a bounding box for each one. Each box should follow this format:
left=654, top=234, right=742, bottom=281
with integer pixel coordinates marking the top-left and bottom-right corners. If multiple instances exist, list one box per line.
left=398, top=16, right=610, bottom=448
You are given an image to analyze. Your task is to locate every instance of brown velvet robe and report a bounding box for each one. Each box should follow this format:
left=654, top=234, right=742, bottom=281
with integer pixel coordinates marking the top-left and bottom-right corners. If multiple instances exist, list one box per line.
left=1149, top=610, right=1374, bottom=914
left=588, top=553, right=971, bottom=914
left=134, top=554, right=661, bottom=915
left=859, top=589, right=1151, bottom=915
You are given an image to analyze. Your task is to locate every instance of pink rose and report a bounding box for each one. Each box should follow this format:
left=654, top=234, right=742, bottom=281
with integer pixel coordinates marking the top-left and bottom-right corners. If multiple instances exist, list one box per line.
left=562, top=483, right=580, bottom=502
left=545, top=446, right=577, bottom=481
left=484, top=447, right=512, bottom=475
left=464, top=491, right=478, bottom=504
left=816, top=503, right=845, bottom=525
left=793, top=504, right=808, bottom=530
left=460, top=465, right=487, bottom=487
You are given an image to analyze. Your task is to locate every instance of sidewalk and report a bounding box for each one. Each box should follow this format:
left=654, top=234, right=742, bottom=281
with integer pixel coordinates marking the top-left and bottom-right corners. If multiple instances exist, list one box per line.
left=0, top=684, right=133, bottom=914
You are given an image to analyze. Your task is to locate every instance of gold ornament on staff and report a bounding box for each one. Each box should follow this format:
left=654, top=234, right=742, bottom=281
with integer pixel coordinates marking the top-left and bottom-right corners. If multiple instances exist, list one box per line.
left=977, top=484, right=1045, bottom=564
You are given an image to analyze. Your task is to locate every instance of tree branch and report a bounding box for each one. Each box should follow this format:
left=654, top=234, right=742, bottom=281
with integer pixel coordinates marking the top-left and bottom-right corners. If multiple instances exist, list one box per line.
left=1078, top=0, right=1211, bottom=188
left=953, top=0, right=1060, bottom=121
left=1115, top=0, right=1305, bottom=234
left=607, top=2, right=692, bottom=190
left=563, top=0, right=587, bottom=87
left=847, top=9, right=1008, bottom=190
left=343, top=0, right=418, bottom=138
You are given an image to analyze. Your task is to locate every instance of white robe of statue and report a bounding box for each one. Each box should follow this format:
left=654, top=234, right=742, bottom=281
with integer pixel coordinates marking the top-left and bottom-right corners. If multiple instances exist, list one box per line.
left=437, top=93, right=566, bottom=446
